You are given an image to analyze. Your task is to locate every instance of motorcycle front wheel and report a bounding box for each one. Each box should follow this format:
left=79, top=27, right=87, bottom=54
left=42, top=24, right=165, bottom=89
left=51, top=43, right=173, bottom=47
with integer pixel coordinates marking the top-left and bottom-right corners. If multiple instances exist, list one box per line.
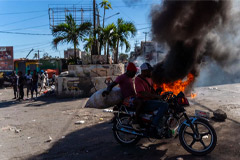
left=113, top=115, right=141, bottom=145
left=179, top=118, right=217, bottom=156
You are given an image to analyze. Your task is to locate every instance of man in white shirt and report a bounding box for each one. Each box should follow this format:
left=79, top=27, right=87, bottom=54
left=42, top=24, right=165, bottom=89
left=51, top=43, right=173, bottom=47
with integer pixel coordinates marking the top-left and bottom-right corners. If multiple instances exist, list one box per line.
left=39, top=70, right=46, bottom=93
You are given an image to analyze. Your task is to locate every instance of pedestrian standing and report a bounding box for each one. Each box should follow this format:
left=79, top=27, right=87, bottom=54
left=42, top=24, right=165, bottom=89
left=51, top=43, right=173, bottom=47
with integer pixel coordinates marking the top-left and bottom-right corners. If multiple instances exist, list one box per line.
left=18, top=71, right=24, bottom=101
left=25, top=70, right=32, bottom=99
left=51, top=72, right=56, bottom=85
left=31, top=70, right=38, bottom=100
left=11, top=71, right=18, bottom=99
left=37, top=71, right=41, bottom=87
left=39, top=70, right=46, bottom=93
left=45, top=71, right=49, bottom=87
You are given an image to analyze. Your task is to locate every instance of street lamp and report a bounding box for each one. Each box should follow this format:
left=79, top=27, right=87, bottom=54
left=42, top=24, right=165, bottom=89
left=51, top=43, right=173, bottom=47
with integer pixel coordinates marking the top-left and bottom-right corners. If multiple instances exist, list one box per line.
left=104, top=12, right=120, bottom=21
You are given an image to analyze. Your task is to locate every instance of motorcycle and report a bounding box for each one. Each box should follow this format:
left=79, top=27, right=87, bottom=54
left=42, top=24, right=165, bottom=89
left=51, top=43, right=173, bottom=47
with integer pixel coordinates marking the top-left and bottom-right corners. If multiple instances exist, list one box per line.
left=111, top=91, right=217, bottom=156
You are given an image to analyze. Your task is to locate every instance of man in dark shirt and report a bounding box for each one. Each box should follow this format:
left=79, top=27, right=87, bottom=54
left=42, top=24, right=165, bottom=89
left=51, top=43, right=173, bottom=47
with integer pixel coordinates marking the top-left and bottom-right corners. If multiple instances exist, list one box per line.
left=18, top=71, right=24, bottom=101
left=11, top=71, right=18, bottom=99
left=31, top=70, right=38, bottom=99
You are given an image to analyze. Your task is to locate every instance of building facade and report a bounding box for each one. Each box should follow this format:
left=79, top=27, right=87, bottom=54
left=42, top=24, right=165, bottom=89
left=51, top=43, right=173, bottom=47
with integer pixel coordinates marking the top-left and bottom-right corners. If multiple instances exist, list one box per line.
left=64, top=48, right=86, bottom=59
left=0, top=46, right=14, bottom=71
left=129, top=41, right=165, bottom=63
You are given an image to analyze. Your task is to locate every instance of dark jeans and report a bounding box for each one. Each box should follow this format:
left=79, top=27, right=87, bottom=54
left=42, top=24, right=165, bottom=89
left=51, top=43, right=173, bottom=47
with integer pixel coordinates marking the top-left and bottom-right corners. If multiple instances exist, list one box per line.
left=144, top=100, right=168, bottom=127
left=26, top=84, right=32, bottom=97
left=18, top=85, right=24, bottom=99
left=31, top=84, right=38, bottom=97
left=13, top=85, right=18, bottom=98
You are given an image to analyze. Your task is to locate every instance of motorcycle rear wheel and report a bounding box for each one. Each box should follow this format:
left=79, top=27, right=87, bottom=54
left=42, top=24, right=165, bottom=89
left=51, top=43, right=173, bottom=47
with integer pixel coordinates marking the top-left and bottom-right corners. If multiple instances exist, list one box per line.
left=179, top=118, right=217, bottom=156
left=113, top=116, right=141, bottom=145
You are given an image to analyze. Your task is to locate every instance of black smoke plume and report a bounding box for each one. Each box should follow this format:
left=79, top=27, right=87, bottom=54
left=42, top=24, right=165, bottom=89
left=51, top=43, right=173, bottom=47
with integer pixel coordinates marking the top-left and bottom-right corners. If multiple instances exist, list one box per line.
left=151, top=0, right=231, bottom=84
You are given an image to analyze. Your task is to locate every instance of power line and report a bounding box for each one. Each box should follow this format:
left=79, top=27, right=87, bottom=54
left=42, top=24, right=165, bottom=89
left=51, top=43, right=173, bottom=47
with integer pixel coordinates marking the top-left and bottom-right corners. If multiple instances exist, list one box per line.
left=0, top=14, right=47, bottom=27
left=137, top=27, right=151, bottom=30
left=112, top=3, right=157, bottom=8
left=2, top=24, right=49, bottom=32
left=0, top=10, right=47, bottom=15
left=14, top=41, right=51, bottom=48
left=14, top=43, right=52, bottom=52
left=114, top=5, right=135, bottom=22
left=0, top=30, right=51, bottom=35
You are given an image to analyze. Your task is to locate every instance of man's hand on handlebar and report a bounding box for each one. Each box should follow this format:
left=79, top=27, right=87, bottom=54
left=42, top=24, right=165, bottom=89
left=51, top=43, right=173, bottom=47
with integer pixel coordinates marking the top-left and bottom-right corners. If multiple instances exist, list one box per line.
left=102, top=90, right=110, bottom=97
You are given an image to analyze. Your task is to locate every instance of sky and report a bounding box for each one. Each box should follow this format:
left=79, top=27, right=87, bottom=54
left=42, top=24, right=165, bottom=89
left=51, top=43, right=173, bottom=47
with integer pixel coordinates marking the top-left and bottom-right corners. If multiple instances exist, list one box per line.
left=0, top=0, right=161, bottom=59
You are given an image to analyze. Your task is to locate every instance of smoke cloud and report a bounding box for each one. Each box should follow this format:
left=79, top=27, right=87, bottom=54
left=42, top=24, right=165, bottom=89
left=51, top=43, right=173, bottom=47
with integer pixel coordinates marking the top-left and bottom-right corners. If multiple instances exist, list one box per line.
left=150, top=0, right=238, bottom=85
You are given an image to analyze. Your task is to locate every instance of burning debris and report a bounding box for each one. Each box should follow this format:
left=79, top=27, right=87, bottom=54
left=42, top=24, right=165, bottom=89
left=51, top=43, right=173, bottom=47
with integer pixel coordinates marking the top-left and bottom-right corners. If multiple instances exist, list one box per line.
left=154, top=73, right=195, bottom=95
left=150, top=0, right=239, bottom=91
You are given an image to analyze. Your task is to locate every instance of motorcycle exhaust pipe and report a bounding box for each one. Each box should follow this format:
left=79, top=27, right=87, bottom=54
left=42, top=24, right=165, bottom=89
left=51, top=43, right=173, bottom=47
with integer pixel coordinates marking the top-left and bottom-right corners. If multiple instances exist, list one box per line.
left=113, top=126, right=143, bottom=136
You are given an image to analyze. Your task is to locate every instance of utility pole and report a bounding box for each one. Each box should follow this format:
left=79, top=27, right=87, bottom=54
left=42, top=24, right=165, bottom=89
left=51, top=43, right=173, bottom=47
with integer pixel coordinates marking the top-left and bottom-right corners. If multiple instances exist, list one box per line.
left=93, top=0, right=96, bottom=34
left=143, top=32, right=149, bottom=54
left=143, top=32, right=149, bottom=43
left=92, top=0, right=98, bottom=56
left=134, top=40, right=139, bottom=52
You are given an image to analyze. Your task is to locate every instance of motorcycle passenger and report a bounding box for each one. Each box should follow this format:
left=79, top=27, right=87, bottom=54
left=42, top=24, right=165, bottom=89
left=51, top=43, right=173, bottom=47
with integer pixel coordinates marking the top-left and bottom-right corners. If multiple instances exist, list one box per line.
left=102, top=62, right=142, bottom=126
left=135, top=63, right=168, bottom=132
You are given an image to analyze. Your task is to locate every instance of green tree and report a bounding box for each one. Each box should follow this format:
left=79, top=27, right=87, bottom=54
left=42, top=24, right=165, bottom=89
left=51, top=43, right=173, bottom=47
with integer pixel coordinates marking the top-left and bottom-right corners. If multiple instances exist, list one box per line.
left=113, top=18, right=136, bottom=64
left=83, top=36, right=94, bottom=53
left=99, top=0, right=112, bottom=28
left=52, top=14, right=92, bottom=64
left=100, top=23, right=117, bottom=63
left=99, top=0, right=112, bottom=56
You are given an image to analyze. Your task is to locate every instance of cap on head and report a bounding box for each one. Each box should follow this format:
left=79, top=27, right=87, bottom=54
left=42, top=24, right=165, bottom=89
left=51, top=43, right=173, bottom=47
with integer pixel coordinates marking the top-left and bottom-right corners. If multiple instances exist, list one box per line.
left=127, top=62, right=137, bottom=72
left=140, top=63, right=153, bottom=71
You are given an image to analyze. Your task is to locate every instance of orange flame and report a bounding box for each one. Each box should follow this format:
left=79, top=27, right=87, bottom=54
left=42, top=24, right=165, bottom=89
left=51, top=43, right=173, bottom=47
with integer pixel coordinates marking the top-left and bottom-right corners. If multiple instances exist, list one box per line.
left=191, top=93, right=197, bottom=98
left=154, top=73, right=196, bottom=96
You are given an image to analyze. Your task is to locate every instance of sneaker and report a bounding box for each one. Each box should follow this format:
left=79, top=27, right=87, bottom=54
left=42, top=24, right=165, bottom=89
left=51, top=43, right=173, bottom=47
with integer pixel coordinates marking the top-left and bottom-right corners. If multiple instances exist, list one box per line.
left=132, top=120, right=141, bottom=131
left=132, top=123, right=141, bottom=131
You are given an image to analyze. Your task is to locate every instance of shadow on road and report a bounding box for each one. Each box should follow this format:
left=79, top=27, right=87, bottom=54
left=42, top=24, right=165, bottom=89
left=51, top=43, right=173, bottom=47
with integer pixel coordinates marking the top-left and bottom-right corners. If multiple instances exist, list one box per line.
left=24, top=96, right=81, bottom=107
left=26, top=122, right=168, bottom=160
left=0, top=96, right=82, bottom=109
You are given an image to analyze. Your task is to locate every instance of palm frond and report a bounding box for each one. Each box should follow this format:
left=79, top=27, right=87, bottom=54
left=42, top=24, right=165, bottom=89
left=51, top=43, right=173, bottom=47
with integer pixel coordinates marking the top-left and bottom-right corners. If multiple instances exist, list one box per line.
left=52, top=36, right=68, bottom=49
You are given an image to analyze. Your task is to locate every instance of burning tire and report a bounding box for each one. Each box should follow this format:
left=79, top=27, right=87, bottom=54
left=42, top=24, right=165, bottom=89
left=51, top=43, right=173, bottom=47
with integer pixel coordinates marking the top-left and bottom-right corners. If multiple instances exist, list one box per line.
left=179, top=119, right=217, bottom=156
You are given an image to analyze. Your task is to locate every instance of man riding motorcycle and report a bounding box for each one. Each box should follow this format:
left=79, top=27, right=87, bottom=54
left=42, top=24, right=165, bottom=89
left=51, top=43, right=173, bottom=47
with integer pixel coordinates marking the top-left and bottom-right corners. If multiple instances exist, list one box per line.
left=102, top=62, right=142, bottom=109
left=135, top=63, right=168, bottom=134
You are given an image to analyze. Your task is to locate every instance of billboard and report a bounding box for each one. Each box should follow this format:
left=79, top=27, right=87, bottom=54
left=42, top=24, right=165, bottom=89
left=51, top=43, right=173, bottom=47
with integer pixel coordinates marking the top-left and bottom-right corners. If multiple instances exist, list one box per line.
left=0, top=46, right=14, bottom=71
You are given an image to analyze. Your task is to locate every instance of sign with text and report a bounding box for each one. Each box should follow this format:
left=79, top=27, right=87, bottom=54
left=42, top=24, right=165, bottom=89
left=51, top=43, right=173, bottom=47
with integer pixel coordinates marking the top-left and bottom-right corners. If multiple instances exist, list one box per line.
left=0, top=46, right=14, bottom=70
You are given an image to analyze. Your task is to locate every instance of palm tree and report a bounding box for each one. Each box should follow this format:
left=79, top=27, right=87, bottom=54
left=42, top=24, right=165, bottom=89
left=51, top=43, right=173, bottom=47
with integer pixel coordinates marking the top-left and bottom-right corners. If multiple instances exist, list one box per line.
left=52, top=14, right=92, bottom=64
left=83, top=36, right=94, bottom=53
left=113, top=18, right=136, bottom=64
left=100, top=0, right=112, bottom=56
left=99, top=0, right=112, bottom=28
left=100, top=23, right=117, bottom=63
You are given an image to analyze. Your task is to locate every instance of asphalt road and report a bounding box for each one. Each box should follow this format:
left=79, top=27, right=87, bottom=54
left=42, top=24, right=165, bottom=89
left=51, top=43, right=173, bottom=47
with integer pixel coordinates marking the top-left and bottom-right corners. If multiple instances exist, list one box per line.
left=0, top=84, right=240, bottom=160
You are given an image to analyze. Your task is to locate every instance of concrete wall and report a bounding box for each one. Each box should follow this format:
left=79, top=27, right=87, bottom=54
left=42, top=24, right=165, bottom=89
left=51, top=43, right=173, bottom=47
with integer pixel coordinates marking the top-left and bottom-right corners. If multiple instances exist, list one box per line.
left=68, top=63, right=124, bottom=77
left=56, top=76, right=118, bottom=98
left=56, top=64, right=125, bottom=98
